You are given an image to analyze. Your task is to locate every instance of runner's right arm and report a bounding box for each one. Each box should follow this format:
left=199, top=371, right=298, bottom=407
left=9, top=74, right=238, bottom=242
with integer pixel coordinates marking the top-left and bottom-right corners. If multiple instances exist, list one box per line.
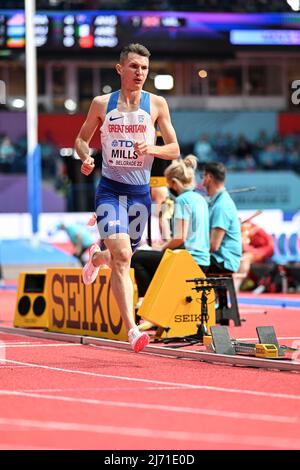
left=75, top=96, right=103, bottom=176
left=134, top=96, right=180, bottom=161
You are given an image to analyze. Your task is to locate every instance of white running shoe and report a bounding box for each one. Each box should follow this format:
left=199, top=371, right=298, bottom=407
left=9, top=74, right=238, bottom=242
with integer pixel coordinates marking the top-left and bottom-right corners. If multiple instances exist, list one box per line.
left=82, top=243, right=101, bottom=285
left=128, top=327, right=150, bottom=353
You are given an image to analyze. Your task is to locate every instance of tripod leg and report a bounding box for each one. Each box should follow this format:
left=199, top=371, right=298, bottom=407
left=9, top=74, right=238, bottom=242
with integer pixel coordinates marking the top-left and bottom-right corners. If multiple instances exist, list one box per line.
left=197, top=291, right=210, bottom=340
left=216, top=287, right=229, bottom=326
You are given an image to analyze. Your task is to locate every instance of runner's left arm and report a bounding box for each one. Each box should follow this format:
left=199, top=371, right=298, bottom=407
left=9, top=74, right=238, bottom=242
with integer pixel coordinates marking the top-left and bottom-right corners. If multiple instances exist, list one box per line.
left=134, top=96, right=180, bottom=160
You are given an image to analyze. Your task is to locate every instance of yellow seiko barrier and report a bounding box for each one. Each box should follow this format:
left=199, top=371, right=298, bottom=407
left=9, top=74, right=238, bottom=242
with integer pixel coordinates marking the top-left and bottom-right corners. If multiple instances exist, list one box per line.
left=137, top=250, right=215, bottom=338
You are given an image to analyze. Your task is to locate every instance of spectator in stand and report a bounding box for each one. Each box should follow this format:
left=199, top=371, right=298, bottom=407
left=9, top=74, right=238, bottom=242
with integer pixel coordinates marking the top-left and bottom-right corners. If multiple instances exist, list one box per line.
left=40, top=140, right=59, bottom=181
left=254, top=130, right=270, bottom=154
left=286, top=146, right=300, bottom=172
left=0, top=135, right=15, bottom=172
left=193, top=133, right=215, bottom=164
left=223, top=133, right=235, bottom=158
left=226, top=153, right=256, bottom=172
left=234, top=134, right=253, bottom=160
left=258, top=141, right=282, bottom=170
left=192, top=130, right=300, bottom=173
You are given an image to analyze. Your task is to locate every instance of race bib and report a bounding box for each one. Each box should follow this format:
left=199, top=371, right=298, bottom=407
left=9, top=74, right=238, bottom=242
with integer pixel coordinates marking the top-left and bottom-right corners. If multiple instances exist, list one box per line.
left=107, top=139, right=145, bottom=168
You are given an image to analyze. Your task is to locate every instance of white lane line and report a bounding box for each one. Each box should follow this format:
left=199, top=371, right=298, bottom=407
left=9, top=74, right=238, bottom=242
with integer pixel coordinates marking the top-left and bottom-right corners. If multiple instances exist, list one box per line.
left=0, top=342, right=45, bottom=345
left=239, top=307, right=270, bottom=310
left=0, top=443, right=54, bottom=450
left=0, top=389, right=297, bottom=425
left=0, top=416, right=299, bottom=450
left=0, top=366, right=30, bottom=369
left=0, top=332, right=46, bottom=340
left=232, top=337, right=300, bottom=341
left=23, top=386, right=184, bottom=392
left=0, top=343, right=80, bottom=349
left=89, top=344, right=177, bottom=359
left=0, top=358, right=300, bottom=401
left=239, top=306, right=299, bottom=312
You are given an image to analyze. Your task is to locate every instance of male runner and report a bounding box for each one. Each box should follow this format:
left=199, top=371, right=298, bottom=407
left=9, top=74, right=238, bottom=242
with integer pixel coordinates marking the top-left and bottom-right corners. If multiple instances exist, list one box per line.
left=75, top=43, right=180, bottom=352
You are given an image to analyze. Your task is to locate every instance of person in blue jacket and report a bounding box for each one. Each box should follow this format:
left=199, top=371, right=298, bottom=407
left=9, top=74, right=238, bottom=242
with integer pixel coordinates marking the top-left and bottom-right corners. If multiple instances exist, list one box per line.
left=201, top=162, right=242, bottom=324
left=201, top=161, right=242, bottom=275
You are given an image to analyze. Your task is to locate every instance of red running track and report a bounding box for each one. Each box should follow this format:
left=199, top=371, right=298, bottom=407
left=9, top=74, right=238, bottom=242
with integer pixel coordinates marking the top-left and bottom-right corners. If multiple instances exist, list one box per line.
left=0, top=290, right=300, bottom=450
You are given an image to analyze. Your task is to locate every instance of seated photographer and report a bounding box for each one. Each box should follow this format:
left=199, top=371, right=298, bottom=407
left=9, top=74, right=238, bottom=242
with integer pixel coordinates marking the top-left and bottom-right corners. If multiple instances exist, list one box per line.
left=237, top=221, right=274, bottom=291
left=131, top=155, right=210, bottom=302
left=201, top=162, right=242, bottom=323
left=201, top=162, right=242, bottom=276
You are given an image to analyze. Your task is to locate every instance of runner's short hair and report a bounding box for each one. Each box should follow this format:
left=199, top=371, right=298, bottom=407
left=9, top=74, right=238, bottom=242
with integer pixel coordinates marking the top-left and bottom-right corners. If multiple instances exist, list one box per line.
left=120, top=43, right=151, bottom=63
left=203, top=162, right=226, bottom=183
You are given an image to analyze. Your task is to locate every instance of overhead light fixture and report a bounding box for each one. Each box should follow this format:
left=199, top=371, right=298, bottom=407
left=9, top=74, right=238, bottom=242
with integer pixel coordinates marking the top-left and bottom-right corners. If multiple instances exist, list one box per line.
left=64, top=98, right=77, bottom=112
left=0, top=80, right=6, bottom=104
left=102, top=85, right=112, bottom=94
left=198, top=69, right=208, bottom=79
left=59, top=148, right=74, bottom=157
left=12, top=98, right=25, bottom=109
left=154, top=74, right=174, bottom=90
left=287, top=0, right=300, bottom=11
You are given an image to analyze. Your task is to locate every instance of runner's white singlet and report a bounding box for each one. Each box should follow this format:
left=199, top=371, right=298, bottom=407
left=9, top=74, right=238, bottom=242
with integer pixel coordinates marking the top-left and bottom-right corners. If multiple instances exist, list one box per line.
left=100, top=90, right=156, bottom=185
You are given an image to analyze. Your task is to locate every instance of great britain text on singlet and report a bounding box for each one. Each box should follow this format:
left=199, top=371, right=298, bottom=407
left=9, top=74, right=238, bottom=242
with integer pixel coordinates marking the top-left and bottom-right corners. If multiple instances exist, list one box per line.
left=108, top=124, right=147, bottom=133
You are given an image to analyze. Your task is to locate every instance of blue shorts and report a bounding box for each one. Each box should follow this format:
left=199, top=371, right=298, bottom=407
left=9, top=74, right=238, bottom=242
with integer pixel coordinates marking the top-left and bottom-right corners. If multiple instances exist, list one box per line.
left=95, top=176, right=151, bottom=251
